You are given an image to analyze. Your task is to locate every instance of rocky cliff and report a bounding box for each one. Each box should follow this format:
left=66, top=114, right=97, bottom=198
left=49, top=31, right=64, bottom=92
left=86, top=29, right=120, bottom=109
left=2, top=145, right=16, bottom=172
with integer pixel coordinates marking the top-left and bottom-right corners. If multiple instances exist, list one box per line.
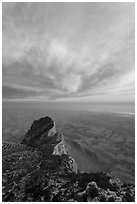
left=2, top=116, right=135, bottom=202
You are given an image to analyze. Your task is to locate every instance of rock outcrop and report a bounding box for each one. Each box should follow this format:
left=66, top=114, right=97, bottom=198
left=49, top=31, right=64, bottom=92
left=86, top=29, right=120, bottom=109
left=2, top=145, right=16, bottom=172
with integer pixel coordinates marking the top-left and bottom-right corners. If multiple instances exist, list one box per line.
left=2, top=116, right=135, bottom=202
left=21, top=116, right=77, bottom=173
left=21, top=116, right=57, bottom=147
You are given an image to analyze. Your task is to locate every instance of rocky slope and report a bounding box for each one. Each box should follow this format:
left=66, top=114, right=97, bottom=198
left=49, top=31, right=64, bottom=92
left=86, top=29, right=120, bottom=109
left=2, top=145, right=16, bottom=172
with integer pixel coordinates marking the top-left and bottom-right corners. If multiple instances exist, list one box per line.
left=2, top=116, right=135, bottom=202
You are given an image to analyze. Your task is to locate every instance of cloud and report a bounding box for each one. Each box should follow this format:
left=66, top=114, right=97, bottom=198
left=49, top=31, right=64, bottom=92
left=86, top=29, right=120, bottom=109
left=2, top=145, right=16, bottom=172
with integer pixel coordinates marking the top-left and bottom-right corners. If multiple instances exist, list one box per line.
left=2, top=85, right=40, bottom=99
left=2, top=84, right=66, bottom=100
left=2, top=2, right=135, bottom=102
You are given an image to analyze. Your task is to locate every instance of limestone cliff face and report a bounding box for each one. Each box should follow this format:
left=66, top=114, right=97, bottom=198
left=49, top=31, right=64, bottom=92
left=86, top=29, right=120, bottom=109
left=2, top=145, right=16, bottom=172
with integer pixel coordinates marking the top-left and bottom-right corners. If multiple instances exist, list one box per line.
left=53, top=134, right=77, bottom=173
left=2, top=116, right=135, bottom=202
left=53, top=134, right=68, bottom=155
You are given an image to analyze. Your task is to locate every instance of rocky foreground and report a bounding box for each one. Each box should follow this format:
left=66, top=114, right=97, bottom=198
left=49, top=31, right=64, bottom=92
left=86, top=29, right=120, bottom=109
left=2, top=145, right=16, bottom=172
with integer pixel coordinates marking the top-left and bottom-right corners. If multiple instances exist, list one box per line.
left=2, top=116, right=135, bottom=202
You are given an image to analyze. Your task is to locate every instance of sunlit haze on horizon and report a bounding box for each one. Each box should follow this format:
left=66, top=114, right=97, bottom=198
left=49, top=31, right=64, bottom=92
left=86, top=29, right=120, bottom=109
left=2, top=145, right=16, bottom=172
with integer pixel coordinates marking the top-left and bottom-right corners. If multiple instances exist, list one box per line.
left=2, top=2, right=135, bottom=103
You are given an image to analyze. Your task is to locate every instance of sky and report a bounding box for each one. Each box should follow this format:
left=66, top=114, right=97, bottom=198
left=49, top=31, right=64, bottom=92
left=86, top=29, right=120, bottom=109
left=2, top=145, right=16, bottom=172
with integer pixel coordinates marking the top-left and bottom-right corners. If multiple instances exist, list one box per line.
left=2, top=2, right=135, bottom=103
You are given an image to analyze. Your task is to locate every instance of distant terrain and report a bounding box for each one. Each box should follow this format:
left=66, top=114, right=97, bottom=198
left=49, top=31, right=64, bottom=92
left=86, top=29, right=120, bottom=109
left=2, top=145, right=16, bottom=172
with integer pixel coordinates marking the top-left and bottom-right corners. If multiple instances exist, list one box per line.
left=3, top=102, right=135, bottom=184
left=2, top=116, right=135, bottom=202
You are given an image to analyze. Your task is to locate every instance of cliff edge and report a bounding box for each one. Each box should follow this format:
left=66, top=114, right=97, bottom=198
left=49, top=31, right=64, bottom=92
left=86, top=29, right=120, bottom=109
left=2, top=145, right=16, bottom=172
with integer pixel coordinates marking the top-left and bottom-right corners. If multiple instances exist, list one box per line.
left=2, top=116, right=135, bottom=202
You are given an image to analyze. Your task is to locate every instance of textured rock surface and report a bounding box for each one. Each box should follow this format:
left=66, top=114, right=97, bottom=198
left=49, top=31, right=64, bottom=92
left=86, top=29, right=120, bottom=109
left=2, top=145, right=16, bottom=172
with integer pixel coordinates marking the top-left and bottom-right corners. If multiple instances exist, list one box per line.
left=2, top=116, right=135, bottom=202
